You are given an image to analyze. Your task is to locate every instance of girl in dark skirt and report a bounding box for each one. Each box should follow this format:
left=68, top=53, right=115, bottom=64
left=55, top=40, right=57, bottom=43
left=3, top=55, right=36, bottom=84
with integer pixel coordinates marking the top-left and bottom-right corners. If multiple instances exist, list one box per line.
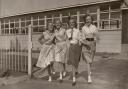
left=66, top=18, right=81, bottom=86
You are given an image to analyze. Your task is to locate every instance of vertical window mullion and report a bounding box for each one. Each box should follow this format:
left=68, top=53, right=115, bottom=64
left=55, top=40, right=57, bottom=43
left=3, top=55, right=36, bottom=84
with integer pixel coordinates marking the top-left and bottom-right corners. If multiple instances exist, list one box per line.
left=109, top=5, right=111, bottom=29
left=38, top=16, right=39, bottom=32
left=97, top=8, right=100, bottom=30
left=31, top=16, right=33, bottom=33
left=77, top=10, right=80, bottom=29
left=44, top=16, right=47, bottom=29
left=9, top=20, right=11, bottom=34
left=19, top=18, right=21, bottom=34
left=60, top=13, right=62, bottom=21
left=0, top=21, right=1, bottom=34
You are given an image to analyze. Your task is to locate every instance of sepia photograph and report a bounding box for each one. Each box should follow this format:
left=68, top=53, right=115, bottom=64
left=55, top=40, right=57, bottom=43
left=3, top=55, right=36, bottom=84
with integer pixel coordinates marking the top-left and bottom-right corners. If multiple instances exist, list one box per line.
left=0, top=0, right=128, bottom=89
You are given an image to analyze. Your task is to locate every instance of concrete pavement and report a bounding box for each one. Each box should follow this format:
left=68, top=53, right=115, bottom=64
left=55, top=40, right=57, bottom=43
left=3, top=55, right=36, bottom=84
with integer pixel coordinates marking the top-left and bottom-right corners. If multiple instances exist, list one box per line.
left=0, top=56, right=128, bottom=89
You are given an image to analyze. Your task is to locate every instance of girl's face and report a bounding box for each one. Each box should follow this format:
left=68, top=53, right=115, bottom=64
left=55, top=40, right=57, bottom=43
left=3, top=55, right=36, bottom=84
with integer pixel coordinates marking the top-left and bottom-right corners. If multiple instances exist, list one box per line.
left=85, top=16, right=92, bottom=26
left=55, top=20, right=61, bottom=29
left=48, top=22, right=53, bottom=31
left=69, top=19, right=76, bottom=29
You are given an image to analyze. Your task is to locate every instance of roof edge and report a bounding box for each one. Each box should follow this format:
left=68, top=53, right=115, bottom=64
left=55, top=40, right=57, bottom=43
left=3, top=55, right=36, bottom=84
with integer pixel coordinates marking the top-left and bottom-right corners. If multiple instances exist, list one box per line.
left=0, top=0, right=120, bottom=18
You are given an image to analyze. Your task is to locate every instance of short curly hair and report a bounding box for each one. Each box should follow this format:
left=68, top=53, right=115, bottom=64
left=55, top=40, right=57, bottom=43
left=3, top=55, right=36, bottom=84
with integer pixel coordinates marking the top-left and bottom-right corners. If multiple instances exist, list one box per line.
left=83, top=14, right=94, bottom=24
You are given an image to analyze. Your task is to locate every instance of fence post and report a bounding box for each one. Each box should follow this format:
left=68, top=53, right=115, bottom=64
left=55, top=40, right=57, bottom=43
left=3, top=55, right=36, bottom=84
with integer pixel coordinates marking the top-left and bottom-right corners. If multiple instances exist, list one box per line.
left=28, top=25, right=32, bottom=77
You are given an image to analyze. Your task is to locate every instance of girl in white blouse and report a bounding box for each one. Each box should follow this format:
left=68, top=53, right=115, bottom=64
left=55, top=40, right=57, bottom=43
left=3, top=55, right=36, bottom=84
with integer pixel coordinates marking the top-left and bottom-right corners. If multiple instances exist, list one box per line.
left=66, top=18, right=81, bottom=86
left=80, top=14, right=99, bottom=83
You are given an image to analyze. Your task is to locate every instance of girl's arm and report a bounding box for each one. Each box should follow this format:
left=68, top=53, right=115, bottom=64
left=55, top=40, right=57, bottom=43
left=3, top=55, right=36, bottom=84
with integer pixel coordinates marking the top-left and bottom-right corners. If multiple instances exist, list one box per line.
left=38, top=33, right=49, bottom=45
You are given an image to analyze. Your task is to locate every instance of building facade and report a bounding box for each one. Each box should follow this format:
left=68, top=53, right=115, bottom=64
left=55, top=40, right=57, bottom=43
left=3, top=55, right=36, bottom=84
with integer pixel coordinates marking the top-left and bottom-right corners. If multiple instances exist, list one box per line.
left=0, top=0, right=128, bottom=54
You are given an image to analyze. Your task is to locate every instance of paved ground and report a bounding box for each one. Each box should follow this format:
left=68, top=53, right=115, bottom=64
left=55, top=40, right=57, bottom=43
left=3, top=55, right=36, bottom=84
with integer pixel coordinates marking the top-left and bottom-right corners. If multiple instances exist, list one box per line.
left=0, top=56, right=128, bottom=89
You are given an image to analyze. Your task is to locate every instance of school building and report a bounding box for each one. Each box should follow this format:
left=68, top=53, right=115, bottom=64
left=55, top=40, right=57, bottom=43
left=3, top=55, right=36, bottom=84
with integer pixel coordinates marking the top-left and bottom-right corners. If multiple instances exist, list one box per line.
left=0, top=0, right=128, bottom=55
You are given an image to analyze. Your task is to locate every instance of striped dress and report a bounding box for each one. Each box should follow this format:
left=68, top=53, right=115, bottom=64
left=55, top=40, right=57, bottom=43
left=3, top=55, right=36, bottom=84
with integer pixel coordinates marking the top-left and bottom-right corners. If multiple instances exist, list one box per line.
left=54, top=28, right=68, bottom=63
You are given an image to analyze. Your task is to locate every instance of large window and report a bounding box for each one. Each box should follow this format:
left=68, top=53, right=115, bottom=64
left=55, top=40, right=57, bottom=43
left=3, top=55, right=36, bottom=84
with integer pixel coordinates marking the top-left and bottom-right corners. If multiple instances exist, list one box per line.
left=100, top=2, right=121, bottom=30
left=0, top=2, right=122, bottom=35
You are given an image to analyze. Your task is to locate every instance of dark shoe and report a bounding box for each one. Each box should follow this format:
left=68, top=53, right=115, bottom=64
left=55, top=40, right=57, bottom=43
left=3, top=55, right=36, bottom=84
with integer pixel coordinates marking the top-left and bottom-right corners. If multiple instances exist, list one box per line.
left=75, top=72, right=78, bottom=75
left=59, top=79, right=63, bottom=83
left=72, top=82, right=76, bottom=86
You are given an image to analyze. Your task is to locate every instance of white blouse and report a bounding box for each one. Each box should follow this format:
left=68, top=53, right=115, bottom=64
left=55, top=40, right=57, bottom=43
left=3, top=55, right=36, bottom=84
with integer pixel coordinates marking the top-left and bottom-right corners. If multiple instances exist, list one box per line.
left=81, top=24, right=98, bottom=40
left=66, top=28, right=80, bottom=44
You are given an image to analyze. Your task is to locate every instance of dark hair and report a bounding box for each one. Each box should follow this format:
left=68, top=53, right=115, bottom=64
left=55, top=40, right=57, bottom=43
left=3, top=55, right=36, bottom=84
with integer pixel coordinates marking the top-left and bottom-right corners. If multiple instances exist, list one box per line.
left=83, top=14, right=94, bottom=24
left=68, top=17, right=77, bottom=28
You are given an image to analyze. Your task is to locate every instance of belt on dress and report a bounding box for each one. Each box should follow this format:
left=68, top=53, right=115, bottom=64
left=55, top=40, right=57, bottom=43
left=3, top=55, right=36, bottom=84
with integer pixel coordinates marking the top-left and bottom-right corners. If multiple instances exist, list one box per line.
left=86, top=38, right=94, bottom=41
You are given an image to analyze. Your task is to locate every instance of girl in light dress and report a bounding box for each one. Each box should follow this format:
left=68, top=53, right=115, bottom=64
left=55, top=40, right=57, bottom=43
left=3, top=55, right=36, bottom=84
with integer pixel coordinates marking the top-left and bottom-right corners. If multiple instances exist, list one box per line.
left=54, top=19, right=68, bottom=83
left=36, top=22, right=55, bottom=82
left=80, top=14, right=99, bottom=83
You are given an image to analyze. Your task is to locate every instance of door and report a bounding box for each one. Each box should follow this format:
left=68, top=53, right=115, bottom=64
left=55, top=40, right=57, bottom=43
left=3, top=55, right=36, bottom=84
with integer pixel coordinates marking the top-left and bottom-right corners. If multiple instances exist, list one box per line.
left=122, top=10, right=128, bottom=44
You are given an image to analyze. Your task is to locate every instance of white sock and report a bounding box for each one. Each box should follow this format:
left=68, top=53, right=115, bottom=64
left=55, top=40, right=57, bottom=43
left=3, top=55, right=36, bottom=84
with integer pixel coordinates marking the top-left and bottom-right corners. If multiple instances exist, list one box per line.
left=73, top=77, right=76, bottom=82
left=88, top=75, right=92, bottom=83
left=63, top=71, right=66, bottom=76
left=59, top=72, right=62, bottom=79
left=48, top=76, right=52, bottom=82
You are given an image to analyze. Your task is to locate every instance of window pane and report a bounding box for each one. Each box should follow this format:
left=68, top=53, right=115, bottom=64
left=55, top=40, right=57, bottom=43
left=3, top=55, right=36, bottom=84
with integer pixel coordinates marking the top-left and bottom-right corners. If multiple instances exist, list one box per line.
left=1, top=29, right=5, bottom=34
left=10, top=23, right=14, bottom=28
left=111, top=12, right=120, bottom=19
left=5, top=19, right=9, bottom=23
left=79, top=8, right=86, bottom=14
left=39, top=15, right=44, bottom=19
left=26, top=16, right=31, bottom=21
left=91, top=14, right=97, bottom=21
left=5, top=29, right=9, bottom=34
left=100, top=5, right=109, bottom=12
left=62, top=17, right=69, bottom=23
left=80, top=15, right=85, bottom=22
left=21, top=28, right=26, bottom=34
left=1, top=19, right=4, bottom=24
left=33, top=20, right=38, bottom=26
left=33, top=27, right=39, bottom=32
left=33, top=15, right=38, bottom=20
left=1, top=24, right=4, bottom=29
left=46, top=19, right=52, bottom=23
left=100, top=21, right=109, bottom=29
left=5, top=24, right=9, bottom=28
left=15, top=23, right=19, bottom=27
left=10, top=19, right=14, bottom=23
left=21, top=17, right=25, bottom=21
left=39, top=20, right=44, bottom=25
left=70, top=9, right=77, bottom=15
left=111, top=2, right=120, bottom=10
left=53, top=12, right=60, bottom=17
left=21, top=22, right=25, bottom=27
left=38, top=26, right=45, bottom=32
left=110, top=20, right=120, bottom=29
left=87, top=6, right=97, bottom=13
left=100, top=13, right=109, bottom=19
left=62, top=11, right=69, bottom=16
left=46, top=13, right=52, bottom=18
left=26, top=21, right=31, bottom=26
left=15, top=18, right=19, bottom=22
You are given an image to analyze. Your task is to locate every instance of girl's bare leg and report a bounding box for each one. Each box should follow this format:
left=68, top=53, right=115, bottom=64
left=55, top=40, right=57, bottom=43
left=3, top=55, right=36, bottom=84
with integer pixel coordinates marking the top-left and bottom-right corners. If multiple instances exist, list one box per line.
left=87, top=63, right=92, bottom=83
left=72, top=65, right=77, bottom=86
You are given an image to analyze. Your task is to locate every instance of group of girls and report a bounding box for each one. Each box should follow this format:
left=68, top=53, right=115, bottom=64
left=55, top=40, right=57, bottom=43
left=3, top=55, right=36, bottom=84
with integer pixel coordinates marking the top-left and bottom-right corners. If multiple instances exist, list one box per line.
left=36, top=14, right=99, bottom=86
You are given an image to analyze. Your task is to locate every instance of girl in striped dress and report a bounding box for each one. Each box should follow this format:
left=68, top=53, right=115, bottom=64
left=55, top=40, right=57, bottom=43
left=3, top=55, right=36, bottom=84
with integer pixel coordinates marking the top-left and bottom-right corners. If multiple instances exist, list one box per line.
left=54, top=19, right=68, bottom=83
